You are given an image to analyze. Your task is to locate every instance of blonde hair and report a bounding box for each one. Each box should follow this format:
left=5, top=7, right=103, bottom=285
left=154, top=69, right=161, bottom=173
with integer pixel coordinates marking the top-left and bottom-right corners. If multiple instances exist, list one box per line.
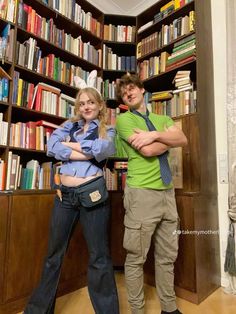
left=71, top=87, right=107, bottom=138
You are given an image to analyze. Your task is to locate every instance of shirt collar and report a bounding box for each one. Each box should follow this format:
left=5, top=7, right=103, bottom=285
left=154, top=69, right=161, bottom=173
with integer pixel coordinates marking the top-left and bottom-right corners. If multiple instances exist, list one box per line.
left=76, top=119, right=99, bottom=129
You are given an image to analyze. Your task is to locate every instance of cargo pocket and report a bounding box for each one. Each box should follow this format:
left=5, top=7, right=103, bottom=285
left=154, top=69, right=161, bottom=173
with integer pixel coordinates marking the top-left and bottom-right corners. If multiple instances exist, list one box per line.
left=123, top=215, right=142, bottom=256
left=123, top=189, right=129, bottom=211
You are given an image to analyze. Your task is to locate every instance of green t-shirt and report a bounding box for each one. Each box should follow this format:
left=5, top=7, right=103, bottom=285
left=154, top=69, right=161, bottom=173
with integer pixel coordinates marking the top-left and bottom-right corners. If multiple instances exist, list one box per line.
left=116, top=111, right=174, bottom=190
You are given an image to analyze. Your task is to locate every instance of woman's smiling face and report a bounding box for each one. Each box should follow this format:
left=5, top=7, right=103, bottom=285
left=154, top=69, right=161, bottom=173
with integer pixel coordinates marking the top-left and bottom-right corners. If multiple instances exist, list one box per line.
left=78, top=92, right=101, bottom=122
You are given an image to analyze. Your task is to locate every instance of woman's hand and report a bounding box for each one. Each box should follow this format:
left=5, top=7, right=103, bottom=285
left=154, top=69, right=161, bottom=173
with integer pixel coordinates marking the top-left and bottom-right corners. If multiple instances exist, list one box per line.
left=61, top=142, right=82, bottom=152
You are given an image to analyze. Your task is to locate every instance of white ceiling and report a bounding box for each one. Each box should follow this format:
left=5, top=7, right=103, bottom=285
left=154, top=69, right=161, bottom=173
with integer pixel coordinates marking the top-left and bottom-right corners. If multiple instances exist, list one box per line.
left=87, top=0, right=160, bottom=16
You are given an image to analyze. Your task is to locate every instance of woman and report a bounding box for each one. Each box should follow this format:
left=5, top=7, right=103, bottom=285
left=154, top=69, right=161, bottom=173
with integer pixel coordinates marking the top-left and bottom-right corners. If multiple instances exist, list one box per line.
left=24, top=87, right=119, bottom=314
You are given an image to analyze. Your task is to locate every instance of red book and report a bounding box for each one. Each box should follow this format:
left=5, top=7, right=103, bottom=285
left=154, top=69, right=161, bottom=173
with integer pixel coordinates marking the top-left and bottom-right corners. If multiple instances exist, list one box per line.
left=26, top=121, right=36, bottom=149
left=26, top=5, right=32, bottom=32
left=27, top=83, right=35, bottom=109
left=35, top=88, right=42, bottom=111
left=32, top=82, right=61, bottom=112
left=165, top=55, right=196, bottom=72
left=36, top=120, right=60, bottom=129
left=119, top=104, right=128, bottom=111
left=0, top=160, right=6, bottom=190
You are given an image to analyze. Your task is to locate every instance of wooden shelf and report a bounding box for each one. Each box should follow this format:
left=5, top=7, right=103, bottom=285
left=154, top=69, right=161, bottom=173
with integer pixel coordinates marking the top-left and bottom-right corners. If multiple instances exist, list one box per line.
left=143, top=58, right=196, bottom=92
left=14, top=64, right=79, bottom=97
left=137, top=1, right=194, bottom=38
left=11, top=105, right=66, bottom=124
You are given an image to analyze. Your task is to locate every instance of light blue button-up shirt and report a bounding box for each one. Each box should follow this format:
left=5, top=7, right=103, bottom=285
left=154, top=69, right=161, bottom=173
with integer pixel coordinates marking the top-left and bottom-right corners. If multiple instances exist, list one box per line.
left=47, top=119, right=116, bottom=178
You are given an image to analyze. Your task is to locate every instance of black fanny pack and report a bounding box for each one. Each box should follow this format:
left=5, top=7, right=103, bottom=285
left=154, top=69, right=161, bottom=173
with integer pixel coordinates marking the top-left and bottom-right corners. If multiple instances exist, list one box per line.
left=61, top=176, right=109, bottom=208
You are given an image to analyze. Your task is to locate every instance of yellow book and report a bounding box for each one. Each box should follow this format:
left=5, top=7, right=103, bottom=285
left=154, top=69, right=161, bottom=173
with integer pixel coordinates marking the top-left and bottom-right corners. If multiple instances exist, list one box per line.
left=160, top=0, right=174, bottom=12
left=174, top=0, right=181, bottom=10
left=189, top=11, right=195, bottom=32
left=16, top=78, right=23, bottom=106
left=136, top=42, right=141, bottom=59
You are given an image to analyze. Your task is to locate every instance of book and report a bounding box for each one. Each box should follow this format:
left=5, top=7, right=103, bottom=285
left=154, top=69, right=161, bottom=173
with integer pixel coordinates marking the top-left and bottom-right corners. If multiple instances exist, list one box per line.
left=137, top=20, right=153, bottom=34
left=167, top=49, right=196, bottom=65
left=26, top=121, right=36, bottom=149
left=175, top=78, right=191, bottom=87
left=0, top=159, right=6, bottom=190
left=118, top=104, right=129, bottom=111
left=165, top=55, right=196, bottom=72
left=150, top=90, right=173, bottom=101
left=35, top=120, right=60, bottom=129
left=26, top=159, right=39, bottom=189
left=6, top=151, right=12, bottom=190
left=31, top=82, right=61, bottom=111
left=172, top=84, right=194, bottom=94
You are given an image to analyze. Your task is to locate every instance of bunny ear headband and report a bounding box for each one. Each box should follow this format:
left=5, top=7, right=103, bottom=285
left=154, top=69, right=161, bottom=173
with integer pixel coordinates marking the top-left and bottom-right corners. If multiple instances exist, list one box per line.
left=74, top=70, right=101, bottom=95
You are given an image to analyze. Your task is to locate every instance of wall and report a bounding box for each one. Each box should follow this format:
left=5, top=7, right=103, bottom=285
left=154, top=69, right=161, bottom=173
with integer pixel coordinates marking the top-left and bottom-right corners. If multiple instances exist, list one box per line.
left=211, top=0, right=229, bottom=287
left=88, top=0, right=160, bottom=15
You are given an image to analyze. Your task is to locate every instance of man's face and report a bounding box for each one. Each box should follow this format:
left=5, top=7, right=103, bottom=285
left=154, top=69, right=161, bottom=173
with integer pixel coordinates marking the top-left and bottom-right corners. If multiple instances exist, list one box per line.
left=120, top=84, right=145, bottom=110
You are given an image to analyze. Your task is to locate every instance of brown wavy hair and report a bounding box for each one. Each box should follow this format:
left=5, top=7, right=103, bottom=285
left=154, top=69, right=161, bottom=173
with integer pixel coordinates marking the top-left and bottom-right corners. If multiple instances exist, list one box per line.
left=71, top=87, right=108, bottom=138
left=116, top=73, right=144, bottom=103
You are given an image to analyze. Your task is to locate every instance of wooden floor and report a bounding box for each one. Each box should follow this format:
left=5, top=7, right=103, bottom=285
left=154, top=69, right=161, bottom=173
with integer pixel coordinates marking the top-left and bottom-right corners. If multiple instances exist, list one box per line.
left=19, top=272, right=236, bottom=314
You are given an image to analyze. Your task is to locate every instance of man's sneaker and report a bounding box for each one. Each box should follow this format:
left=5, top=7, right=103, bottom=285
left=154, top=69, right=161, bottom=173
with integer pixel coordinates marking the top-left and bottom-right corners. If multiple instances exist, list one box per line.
left=161, top=310, right=182, bottom=314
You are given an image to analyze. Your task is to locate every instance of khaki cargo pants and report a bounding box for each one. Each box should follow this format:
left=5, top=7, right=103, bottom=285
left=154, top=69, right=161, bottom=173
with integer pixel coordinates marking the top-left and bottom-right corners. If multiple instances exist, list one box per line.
left=123, top=186, right=179, bottom=314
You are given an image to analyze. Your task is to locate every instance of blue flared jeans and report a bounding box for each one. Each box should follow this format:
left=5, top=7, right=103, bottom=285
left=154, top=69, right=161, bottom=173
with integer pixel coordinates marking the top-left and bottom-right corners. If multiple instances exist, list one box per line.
left=24, top=185, right=119, bottom=314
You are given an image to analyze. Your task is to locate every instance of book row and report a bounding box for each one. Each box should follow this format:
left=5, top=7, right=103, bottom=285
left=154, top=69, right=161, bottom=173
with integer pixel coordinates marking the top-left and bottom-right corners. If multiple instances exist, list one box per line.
left=18, top=2, right=102, bottom=62
left=40, top=0, right=102, bottom=38
left=9, top=120, right=57, bottom=151
left=149, top=89, right=197, bottom=117
left=0, top=152, right=128, bottom=191
left=103, top=24, right=136, bottom=43
left=137, top=0, right=193, bottom=33
left=138, top=39, right=196, bottom=80
left=137, top=11, right=195, bottom=59
left=0, top=0, right=17, bottom=23
left=16, top=36, right=101, bottom=75
left=105, top=167, right=127, bottom=191
left=103, top=44, right=136, bottom=71
left=12, top=73, right=75, bottom=118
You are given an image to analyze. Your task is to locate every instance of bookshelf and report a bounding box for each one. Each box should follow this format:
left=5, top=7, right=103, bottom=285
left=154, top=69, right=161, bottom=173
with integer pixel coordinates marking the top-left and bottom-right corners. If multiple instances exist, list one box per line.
left=102, top=14, right=136, bottom=106
left=136, top=0, right=220, bottom=304
left=0, top=0, right=102, bottom=313
left=102, top=16, right=134, bottom=248
left=0, top=0, right=220, bottom=312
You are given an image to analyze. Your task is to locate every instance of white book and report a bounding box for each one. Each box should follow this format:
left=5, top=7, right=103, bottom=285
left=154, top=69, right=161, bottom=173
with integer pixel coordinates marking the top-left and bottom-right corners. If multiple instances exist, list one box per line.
left=172, top=84, right=193, bottom=94
left=17, top=164, right=22, bottom=188
left=6, top=151, right=12, bottom=190
left=14, top=155, right=20, bottom=189
left=60, top=93, right=75, bottom=103
left=0, top=113, right=3, bottom=145
left=137, top=20, right=153, bottom=34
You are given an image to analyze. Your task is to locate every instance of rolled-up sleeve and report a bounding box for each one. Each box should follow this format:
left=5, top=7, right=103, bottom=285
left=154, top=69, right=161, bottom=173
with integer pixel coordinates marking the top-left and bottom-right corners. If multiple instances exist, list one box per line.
left=80, top=127, right=116, bottom=162
left=47, top=121, right=73, bottom=161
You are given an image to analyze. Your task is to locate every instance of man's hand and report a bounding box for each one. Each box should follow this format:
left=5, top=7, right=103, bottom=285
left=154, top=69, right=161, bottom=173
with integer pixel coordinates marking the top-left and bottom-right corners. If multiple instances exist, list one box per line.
left=128, top=129, right=158, bottom=150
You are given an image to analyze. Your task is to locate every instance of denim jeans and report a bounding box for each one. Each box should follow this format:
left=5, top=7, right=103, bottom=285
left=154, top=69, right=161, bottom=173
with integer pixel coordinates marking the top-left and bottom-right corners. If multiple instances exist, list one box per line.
left=24, top=185, right=119, bottom=314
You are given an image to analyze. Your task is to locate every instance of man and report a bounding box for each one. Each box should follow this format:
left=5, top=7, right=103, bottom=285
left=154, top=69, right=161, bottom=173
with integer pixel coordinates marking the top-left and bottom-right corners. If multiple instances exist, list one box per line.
left=115, top=74, right=187, bottom=314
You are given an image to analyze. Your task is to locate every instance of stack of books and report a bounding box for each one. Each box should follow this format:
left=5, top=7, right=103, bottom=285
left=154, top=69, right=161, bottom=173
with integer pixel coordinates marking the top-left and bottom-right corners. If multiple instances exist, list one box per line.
left=172, top=70, right=193, bottom=93
left=166, top=34, right=196, bottom=71
left=171, top=70, right=197, bottom=115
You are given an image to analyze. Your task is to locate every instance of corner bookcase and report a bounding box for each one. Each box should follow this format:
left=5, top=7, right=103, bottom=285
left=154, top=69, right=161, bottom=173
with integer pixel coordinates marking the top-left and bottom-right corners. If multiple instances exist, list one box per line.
left=0, top=0, right=220, bottom=313
left=136, top=0, right=220, bottom=304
